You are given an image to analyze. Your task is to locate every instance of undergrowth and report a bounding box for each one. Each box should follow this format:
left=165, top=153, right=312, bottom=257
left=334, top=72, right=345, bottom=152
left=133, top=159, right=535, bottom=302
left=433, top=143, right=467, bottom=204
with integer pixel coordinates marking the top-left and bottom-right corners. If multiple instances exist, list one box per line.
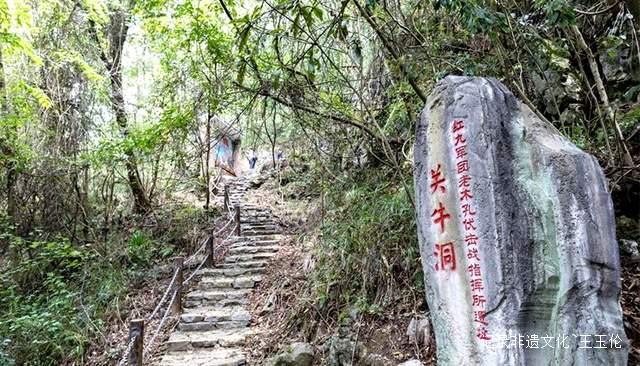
left=0, top=204, right=214, bottom=365
left=293, top=167, right=423, bottom=324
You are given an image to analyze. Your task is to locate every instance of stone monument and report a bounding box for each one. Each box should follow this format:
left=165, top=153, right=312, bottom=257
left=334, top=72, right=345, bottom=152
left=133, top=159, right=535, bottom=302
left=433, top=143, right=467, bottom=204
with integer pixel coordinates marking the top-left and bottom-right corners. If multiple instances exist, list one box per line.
left=413, top=76, right=628, bottom=365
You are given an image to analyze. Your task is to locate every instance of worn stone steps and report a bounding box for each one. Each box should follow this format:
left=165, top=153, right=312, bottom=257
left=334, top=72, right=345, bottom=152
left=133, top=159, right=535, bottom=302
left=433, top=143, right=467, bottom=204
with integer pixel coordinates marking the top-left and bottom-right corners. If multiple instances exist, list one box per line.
left=220, top=260, right=268, bottom=269
left=166, top=328, right=256, bottom=351
left=160, top=175, right=279, bottom=366
left=228, top=234, right=282, bottom=242
left=240, top=225, right=278, bottom=232
left=198, top=267, right=266, bottom=278
left=177, top=320, right=249, bottom=332
left=239, top=214, right=272, bottom=220
left=230, top=239, right=279, bottom=247
left=160, top=348, right=246, bottom=366
left=184, top=289, right=252, bottom=307
left=228, top=245, right=279, bottom=255
left=184, top=293, right=250, bottom=309
left=180, top=306, right=251, bottom=324
left=241, top=230, right=279, bottom=237
left=224, top=252, right=277, bottom=263
left=199, top=275, right=262, bottom=290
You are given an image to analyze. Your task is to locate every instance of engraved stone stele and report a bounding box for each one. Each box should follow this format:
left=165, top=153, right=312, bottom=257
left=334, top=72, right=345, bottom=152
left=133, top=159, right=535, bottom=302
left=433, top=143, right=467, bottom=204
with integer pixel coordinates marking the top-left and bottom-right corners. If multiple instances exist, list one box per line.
left=413, top=76, right=629, bottom=365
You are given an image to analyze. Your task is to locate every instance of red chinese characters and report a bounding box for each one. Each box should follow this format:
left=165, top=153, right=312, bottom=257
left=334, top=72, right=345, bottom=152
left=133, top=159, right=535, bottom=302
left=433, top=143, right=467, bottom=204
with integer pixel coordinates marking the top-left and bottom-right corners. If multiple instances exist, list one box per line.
left=426, top=119, right=490, bottom=341
left=431, top=202, right=451, bottom=233
left=451, top=118, right=491, bottom=341
left=434, top=242, right=456, bottom=271
left=429, top=163, right=455, bottom=271
left=430, top=164, right=446, bottom=193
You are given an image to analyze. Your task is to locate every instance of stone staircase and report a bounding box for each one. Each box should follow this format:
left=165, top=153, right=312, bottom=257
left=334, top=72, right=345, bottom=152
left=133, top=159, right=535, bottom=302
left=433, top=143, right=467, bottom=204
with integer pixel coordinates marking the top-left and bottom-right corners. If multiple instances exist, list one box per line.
left=159, top=176, right=280, bottom=366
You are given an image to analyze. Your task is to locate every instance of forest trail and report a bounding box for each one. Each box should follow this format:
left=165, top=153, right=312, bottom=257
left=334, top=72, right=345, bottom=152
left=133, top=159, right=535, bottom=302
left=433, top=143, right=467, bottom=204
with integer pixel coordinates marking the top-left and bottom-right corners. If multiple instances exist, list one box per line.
left=159, top=175, right=282, bottom=366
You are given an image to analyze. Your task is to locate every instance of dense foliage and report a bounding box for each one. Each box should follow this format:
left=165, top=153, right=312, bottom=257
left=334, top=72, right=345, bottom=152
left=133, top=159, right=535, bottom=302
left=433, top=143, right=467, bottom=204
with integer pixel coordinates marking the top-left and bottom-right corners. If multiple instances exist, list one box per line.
left=0, top=0, right=639, bottom=364
left=314, top=170, right=421, bottom=319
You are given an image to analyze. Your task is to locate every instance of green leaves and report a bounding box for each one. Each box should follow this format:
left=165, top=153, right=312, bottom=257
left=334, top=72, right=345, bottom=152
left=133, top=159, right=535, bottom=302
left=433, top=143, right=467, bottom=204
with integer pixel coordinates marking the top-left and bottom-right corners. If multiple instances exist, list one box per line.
left=0, top=236, right=90, bottom=364
left=535, top=0, right=575, bottom=27
left=237, top=59, right=247, bottom=85
left=238, top=24, right=251, bottom=53
left=81, top=0, right=109, bottom=24
left=23, top=84, right=51, bottom=109
left=54, top=50, right=104, bottom=81
left=127, top=230, right=155, bottom=266
left=310, top=170, right=420, bottom=314
left=541, top=39, right=571, bottom=71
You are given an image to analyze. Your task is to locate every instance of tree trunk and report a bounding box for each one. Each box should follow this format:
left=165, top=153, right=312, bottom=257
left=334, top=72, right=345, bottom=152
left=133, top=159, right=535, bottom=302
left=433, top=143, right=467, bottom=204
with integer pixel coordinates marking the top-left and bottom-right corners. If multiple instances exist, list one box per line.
left=106, top=8, right=150, bottom=214
left=205, top=109, right=211, bottom=209
left=0, top=47, right=17, bottom=224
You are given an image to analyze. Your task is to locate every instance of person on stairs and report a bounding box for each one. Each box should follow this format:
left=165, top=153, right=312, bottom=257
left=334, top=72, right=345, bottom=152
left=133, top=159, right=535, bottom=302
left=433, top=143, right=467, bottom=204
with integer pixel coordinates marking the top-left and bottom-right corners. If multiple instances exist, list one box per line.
left=247, top=150, right=258, bottom=170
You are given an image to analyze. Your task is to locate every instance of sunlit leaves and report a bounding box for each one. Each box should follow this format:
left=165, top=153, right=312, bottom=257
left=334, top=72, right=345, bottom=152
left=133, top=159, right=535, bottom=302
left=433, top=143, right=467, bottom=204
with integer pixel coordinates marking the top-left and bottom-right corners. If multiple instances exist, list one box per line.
left=53, top=50, right=104, bottom=81
left=81, top=0, right=109, bottom=24
left=541, top=39, right=571, bottom=71
left=88, top=104, right=193, bottom=167
left=0, top=32, right=41, bottom=65
left=0, top=1, right=41, bottom=65
left=23, top=84, right=51, bottom=109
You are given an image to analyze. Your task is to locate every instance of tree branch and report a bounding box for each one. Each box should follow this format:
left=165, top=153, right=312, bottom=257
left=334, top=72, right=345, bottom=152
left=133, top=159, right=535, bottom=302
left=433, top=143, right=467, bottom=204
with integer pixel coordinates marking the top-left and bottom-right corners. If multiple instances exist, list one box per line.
left=351, top=0, right=427, bottom=103
left=236, top=83, right=381, bottom=141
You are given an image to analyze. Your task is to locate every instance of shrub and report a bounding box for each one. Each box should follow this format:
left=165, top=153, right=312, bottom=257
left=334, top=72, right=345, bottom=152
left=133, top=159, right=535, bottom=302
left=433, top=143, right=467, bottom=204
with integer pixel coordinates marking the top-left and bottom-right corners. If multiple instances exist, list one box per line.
left=309, top=170, right=423, bottom=321
left=127, top=230, right=156, bottom=266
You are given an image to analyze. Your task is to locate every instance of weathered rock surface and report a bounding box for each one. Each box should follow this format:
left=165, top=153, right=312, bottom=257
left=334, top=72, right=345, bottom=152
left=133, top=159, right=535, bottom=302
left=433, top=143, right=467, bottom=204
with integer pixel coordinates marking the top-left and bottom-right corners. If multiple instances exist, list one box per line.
left=268, top=342, right=315, bottom=366
left=619, top=239, right=639, bottom=257
left=323, top=334, right=366, bottom=366
left=413, top=76, right=628, bottom=365
left=406, top=315, right=431, bottom=348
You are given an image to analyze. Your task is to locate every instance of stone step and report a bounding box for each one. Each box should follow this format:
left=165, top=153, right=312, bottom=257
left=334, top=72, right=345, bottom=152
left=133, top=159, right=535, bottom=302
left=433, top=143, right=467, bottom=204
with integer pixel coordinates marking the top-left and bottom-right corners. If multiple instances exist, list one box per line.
left=199, top=267, right=266, bottom=277
left=230, top=239, right=280, bottom=248
left=177, top=319, right=249, bottom=332
left=166, top=328, right=256, bottom=351
left=220, top=260, right=268, bottom=269
left=228, top=245, right=279, bottom=255
left=185, top=296, right=250, bottom=308
left=229, top=234, right=282, bottom=242
left=224, top=252, right=276, bottom=263
left=241, top=230, right=279, bottom=236
left=240, top=224, right=278, bottom=231
left=184, top=289, right=251, bottom=307
left=181, top=306, right=251, bottom=324
left=239, top=211, right=271, bottom=216
left=240, top=220, right=272, bottom=225
left=160, top=348, right=246, bottom=366
left=161, top=179, right=284, bottom=366
left=240, top=214, right=271, bottom=219
left=240, top=221, right=277, bottom=226
left=199, top=275, right=262, bottom=290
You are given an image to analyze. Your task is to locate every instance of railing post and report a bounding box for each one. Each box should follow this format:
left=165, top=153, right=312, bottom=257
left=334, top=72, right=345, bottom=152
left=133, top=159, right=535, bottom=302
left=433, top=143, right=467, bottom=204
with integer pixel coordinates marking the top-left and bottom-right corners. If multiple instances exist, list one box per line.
left=128, top=319, right=144, bottom=366
left=171, top=257, right=184, bottom=315
left=205, top=237, right=215, bottom=267
left=234, top=205, right=241, bottom=236
left=224, top=185, right=230, bottom=212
